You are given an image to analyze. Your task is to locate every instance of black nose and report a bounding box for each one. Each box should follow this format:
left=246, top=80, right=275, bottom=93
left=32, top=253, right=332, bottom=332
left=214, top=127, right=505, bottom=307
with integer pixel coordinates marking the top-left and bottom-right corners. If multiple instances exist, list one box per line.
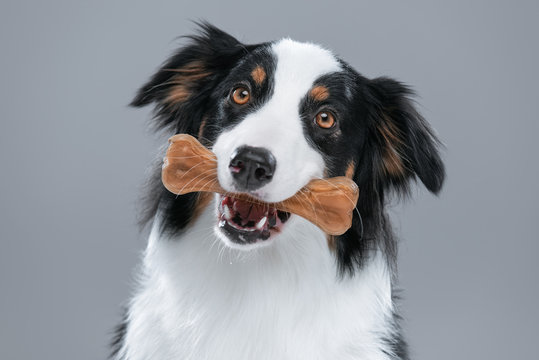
left=229, top=146, right=276, bottom=191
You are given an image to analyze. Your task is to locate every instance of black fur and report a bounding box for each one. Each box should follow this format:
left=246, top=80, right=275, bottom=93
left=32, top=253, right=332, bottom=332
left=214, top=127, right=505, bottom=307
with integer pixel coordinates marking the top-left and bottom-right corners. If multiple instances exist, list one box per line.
left=331, top=70, right=445, bottom=276
left=132, top=22, right=444, bottom=273
left=120, top=23, right=445, bottom=359
left=132, top=22, right=266, bottom=236
left=110, top=311, right=128, bottom=360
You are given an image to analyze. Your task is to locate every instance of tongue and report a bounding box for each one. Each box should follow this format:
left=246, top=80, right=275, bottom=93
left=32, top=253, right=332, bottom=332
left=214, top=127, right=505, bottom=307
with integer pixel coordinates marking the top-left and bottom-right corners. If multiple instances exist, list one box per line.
left=234, top=199, right=268, bottom=223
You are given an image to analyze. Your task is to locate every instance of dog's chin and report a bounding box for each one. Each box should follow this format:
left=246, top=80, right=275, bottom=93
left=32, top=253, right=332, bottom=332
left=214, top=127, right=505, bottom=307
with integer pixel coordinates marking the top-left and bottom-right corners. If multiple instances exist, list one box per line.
left=214, top=194, right=291, bottom=251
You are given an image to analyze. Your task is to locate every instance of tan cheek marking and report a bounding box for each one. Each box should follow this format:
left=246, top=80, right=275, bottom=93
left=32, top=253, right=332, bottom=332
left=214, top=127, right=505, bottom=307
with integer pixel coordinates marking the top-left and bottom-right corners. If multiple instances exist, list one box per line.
left=310, top=86, right=330, bottom=101
left=251, top=66, right=266, bottom=85
left=323, top=167, right=329, bottom=178
left=165, top=61, right=211, bottom=105
left=379, top=119, right=406, bottom=177
left=198, top=116, right=207, bottom=141
left=383, top=147, right=405, bottom=176
left=166, top=83, right=191, bottom=104
left=345, top=161, right=355, bottom=179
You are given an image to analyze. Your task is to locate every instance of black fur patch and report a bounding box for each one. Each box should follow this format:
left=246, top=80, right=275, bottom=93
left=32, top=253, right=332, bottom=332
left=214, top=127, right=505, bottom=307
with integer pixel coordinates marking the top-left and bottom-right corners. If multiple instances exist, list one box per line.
left=125, top=22, right=445, bottom=360
left=131, top=22, right=269, bottom=236
left=132, top=22, right=444, bottom=273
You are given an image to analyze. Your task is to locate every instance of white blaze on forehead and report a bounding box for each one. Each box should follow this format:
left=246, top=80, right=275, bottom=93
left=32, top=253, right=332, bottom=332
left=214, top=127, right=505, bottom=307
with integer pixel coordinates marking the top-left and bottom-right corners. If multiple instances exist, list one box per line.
left=271, top=38, right=341, bottom=101
left=213, top=39, right=341, bottom=202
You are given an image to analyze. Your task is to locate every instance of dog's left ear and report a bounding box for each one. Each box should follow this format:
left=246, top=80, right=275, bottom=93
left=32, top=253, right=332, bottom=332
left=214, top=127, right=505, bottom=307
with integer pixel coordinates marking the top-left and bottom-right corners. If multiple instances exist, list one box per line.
left=365, top=77, right=445, bottom=194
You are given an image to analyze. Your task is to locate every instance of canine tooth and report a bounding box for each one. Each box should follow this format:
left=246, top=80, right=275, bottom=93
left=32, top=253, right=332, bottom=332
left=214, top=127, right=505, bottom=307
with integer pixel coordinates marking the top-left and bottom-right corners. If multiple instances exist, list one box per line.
left=223, top=205, right=232, bottom=219
left=256, top=216, right=267, bottom=230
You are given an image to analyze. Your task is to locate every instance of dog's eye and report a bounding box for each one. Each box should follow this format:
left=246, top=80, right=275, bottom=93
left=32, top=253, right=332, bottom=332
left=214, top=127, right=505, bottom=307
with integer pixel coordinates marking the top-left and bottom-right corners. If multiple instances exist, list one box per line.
left=315, top=111, right=336, bottom=129
left=231, top=87, right=250, bottom=105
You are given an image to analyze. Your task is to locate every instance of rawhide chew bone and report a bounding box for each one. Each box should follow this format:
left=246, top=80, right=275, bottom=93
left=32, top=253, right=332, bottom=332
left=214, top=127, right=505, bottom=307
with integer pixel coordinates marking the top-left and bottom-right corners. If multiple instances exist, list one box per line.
left=162, top=134, right=359, bottom=235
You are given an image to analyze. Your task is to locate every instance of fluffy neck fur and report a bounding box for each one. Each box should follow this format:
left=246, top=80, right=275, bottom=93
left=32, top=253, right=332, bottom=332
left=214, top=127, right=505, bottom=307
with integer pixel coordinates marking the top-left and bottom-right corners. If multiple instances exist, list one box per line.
left=118, top=197, right=398, bottom=360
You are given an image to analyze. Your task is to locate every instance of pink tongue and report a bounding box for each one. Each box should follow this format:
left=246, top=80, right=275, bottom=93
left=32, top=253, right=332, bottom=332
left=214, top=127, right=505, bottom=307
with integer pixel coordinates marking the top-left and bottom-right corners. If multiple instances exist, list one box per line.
left=234, top=199, right=267, bottom=222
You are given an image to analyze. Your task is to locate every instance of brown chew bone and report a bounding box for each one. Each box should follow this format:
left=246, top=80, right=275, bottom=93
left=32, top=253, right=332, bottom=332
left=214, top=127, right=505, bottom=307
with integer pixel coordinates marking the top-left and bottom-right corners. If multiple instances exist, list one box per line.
left=162, top=134, right=359, bottom=235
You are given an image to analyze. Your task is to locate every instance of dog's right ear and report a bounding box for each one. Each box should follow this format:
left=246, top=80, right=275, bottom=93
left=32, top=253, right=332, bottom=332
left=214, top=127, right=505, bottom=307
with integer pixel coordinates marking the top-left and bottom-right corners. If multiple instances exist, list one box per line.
left=131, top=22, right=255, bottom=134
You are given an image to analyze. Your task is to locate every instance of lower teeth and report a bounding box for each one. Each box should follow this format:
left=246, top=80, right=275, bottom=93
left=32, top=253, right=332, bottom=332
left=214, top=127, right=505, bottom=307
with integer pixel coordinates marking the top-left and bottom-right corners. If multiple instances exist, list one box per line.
left=220, top=196, right=284, bottom=233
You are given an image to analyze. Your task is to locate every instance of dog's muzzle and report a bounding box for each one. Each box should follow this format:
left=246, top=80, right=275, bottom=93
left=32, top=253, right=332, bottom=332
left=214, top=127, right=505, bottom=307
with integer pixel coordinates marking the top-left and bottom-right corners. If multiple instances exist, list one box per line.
left=229, top=146, right=276, bottom=191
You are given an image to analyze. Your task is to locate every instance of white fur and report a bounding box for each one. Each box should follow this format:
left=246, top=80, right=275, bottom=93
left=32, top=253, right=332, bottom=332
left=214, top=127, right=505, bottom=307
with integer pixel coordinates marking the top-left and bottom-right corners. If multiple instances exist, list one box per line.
left=119, top=40, right=397, bottom=360
left=213, top=39, right=341, bottom=203
left=119, top=200, right=396, bottom=360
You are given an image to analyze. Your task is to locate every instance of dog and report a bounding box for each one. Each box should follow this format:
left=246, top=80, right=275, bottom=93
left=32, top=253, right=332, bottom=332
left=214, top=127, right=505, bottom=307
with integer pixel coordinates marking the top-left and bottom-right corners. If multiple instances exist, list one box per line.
left=112, top=23, right=445, bottom=360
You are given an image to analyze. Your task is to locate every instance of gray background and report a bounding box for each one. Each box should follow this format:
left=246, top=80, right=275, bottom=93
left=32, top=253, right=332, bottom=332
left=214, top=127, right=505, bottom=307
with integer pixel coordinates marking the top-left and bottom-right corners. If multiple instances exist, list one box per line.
left=1, top=0, right=537, bottom=359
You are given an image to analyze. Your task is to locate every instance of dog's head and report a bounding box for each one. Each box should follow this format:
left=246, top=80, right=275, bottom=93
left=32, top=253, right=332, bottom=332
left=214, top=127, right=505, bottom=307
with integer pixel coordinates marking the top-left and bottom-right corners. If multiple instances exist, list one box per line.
left=133, top=23, right=445, bottom=271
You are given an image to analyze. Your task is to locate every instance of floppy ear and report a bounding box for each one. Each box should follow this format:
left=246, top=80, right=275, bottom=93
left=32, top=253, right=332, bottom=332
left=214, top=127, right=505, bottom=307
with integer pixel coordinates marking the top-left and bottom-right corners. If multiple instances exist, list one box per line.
left=131, top=23, right=257, bottom=135
left=365, top=77, right=445, bottom=195
left=332, top=78, right=445, bottom=275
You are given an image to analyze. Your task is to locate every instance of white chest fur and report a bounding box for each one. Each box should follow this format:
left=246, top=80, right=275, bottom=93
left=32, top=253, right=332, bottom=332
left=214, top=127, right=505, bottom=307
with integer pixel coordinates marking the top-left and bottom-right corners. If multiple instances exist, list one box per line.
left=119, top=202, right=396, bottom=360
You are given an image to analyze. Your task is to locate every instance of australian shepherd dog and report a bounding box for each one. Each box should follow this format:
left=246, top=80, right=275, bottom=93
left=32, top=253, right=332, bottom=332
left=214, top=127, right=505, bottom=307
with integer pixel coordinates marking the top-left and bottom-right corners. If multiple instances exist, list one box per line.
left=112, top=23, right=445, bottom=360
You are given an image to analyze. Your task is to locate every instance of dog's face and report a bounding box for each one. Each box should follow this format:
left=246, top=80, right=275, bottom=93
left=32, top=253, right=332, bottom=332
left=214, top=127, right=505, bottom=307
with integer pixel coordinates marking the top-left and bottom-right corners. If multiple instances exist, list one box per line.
left=211, top=40, right=346, bottom=249
left=213, top=40, right=338, bottom=202
left=132, top=24, right=445, bottom=260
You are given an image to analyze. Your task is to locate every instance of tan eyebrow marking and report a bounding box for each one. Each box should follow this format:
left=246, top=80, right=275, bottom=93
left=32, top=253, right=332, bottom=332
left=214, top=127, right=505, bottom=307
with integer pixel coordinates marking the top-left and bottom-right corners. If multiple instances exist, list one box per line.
left=251, top=65, right=266, bottom=85
left=310, top=85, right=330, bottom=101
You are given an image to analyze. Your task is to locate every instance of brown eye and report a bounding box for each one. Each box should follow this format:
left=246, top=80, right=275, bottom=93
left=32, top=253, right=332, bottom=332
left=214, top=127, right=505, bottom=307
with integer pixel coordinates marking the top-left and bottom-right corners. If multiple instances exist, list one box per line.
left=231, top=87, right=250, bottom=105
left=315, top=111, right=336, bottom=129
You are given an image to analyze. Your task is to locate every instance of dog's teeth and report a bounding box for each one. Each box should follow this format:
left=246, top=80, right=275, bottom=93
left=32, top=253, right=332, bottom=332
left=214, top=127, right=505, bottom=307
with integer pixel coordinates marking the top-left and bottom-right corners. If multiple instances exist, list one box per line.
left=224, top=205, right=232, bottom=220
left=256, top=216, right=267, bottom=230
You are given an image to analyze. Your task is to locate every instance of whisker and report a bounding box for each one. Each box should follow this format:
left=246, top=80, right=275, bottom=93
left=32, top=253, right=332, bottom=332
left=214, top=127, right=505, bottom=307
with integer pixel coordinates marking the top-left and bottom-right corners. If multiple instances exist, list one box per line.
left=166, top=155, right=217, bottom=162
left=189, top=174, right=219, bottom=194
left=356, top=209, right=364, bottom=241
left=176, top=169, right=218, bottom=195
left=196, top=134, right=219, bottom=145
left=311, top=177, right=363, bottom=239
left=312, top=177, right=361, bottom=217
left=175, top=161, right=212, bottom=181
left=294, top=188, right=320, bottom=224
left=191, top=179, right=219, bottom=196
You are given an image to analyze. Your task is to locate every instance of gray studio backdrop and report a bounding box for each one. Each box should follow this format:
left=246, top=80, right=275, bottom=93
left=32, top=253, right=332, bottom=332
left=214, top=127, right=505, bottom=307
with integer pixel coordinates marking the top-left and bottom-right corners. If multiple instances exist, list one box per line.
left=1, top=1, right=538, bottom=359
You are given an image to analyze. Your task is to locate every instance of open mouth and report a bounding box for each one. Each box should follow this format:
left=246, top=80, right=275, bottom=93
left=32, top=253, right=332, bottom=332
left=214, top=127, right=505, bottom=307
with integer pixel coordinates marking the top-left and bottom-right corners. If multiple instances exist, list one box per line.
left=217, top=195, right=291, bottom=245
